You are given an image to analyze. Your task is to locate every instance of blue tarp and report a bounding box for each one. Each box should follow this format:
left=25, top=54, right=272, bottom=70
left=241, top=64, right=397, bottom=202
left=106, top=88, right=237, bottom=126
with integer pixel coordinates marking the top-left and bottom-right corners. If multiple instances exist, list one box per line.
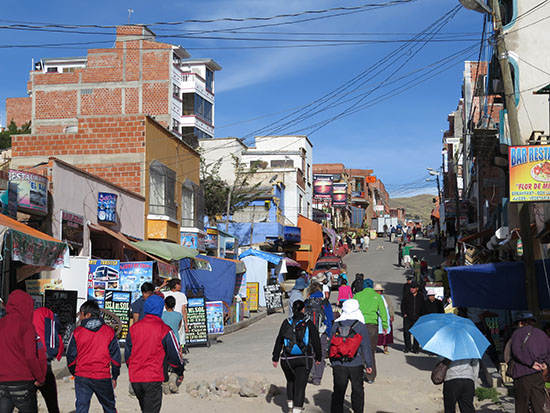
left=179, top=255, right=237, bottom=306
left=219, top=222, right=283, bottom=246
left=448, top=259, right=550, bottom=310
left=238, top=248, right=283, bottom=265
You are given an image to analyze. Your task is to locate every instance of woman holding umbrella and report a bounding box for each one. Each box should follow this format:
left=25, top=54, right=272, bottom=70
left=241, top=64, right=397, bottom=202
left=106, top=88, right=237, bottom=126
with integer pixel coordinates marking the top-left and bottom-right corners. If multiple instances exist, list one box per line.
left=442, top=358, right=479, bottom=413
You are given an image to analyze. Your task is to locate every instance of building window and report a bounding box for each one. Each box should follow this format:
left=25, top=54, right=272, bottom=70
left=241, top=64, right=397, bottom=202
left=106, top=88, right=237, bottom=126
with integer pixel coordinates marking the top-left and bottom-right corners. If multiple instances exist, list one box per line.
left=173, top=84, right=181, bottom=98
left=47, top=67, right=58, bottom=73
left=182, top=94, right=194, bottom=116
left=181, top=127, right=213, bottom=141
left=299, top=194, right=303, bottom=214
left=149, top=160, right=177, bottom=220
left=270, top=159, right=293, bottom=168
left=181, top=183, right=194, bottom=227
left=182, top=93, right=213, bottom=124
left=205, top=68, right=214, bottom=92
left=307, top=164, right=311, bottom=183
left=172, top=118, right=180, bottom=132
left=62, top=67, right=75, bottom=73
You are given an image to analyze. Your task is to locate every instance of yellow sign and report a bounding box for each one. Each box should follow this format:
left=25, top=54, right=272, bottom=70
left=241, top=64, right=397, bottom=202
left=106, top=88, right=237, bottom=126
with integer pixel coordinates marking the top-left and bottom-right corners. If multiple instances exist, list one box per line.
left=246, top=282, right=259, bottom=312
left=509, top=146, right=550, bottom=202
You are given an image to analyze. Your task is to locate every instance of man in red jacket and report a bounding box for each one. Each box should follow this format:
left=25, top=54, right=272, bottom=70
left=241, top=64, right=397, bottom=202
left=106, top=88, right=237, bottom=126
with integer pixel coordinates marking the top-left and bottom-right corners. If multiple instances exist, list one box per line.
left=33, top=307, right=64, bottom=413
left=67, top=300, right=121, bottom=413
left=0, top=290, right=47, bottom=413
left=126, top=294, right=184, bottom=413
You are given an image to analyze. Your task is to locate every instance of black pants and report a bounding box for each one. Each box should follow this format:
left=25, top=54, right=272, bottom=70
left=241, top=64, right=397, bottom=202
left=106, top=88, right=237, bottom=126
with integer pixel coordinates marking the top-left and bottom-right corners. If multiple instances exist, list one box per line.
left=365, top=324, right=378, bottom=382
left=443, top=378, right=475, bottom=413
left=38, top=364, right=60, bottom=413
left=132, top=381, right=163, bottom=413
left=280, top=357, right=312, bottom=408
left=0, top=381, right=37, bottom=413
left=331, top=365, right=364, bottom=413
left=514, top=372, right=547, bottom=413
left=403, top=317, right=419, bottom=352
left=75, top=376, right=116, bottom=413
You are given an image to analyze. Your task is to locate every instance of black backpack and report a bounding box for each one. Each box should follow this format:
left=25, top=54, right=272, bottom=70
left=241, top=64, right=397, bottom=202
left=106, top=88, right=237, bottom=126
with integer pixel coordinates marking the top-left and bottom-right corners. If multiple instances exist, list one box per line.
left=283, top=319, right=311, bottom=356
left=304, top=297, right=327, bottom=333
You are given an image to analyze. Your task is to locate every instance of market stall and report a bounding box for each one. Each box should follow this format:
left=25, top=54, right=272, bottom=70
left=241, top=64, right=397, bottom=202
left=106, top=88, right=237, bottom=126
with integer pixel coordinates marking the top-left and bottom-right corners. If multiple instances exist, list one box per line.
left=239, top=249, right=286, bottom=308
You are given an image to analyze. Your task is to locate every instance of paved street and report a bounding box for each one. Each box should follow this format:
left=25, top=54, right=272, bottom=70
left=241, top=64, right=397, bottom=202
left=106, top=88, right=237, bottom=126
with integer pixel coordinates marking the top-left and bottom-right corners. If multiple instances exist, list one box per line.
left=47, top=237, right=500, bottom=412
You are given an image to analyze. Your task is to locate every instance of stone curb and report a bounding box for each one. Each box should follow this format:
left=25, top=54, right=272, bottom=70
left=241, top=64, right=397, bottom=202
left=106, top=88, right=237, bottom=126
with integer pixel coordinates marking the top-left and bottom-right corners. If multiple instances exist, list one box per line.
left=223, top=309, right=268, bottom=335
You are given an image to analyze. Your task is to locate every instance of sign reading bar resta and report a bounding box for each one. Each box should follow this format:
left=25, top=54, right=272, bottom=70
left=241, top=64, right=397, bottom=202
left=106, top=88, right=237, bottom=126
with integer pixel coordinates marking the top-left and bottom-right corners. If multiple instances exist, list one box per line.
left=509, top=145, right=550, bottom=202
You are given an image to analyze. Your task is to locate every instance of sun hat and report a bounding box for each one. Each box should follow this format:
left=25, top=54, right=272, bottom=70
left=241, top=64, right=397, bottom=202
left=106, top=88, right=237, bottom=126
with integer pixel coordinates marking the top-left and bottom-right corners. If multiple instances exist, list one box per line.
left=293, top=277, right=308, bottom=290
left=337, top=299, right=365, bottom=323
left=314, top=274, right=326, bottom=283
left=426, top=288, right=436, bottom=296
left=373, top=283, right=384, bottom=291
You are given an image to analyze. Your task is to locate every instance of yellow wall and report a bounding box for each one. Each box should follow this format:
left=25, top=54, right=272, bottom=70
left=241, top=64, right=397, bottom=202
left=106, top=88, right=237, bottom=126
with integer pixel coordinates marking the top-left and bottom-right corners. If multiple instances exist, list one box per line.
left=144, top=118, right=200, bottom=243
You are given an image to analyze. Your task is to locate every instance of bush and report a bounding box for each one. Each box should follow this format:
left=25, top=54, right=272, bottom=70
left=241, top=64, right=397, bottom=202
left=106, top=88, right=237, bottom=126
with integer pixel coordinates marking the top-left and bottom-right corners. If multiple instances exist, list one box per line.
left=475, top=387, right=500, bottom=403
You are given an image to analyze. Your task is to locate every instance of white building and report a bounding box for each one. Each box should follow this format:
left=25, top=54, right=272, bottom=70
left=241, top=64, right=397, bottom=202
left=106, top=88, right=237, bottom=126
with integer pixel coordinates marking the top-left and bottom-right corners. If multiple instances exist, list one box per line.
left=199, top=137, right=247, bottom=185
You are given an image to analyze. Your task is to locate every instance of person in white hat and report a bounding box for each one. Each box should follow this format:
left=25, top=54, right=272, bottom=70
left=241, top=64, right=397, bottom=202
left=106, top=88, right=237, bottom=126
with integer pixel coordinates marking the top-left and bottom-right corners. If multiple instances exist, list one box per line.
left=373, top=284, right=394, bottom=355
left=421, top=288, right=444, bottom=315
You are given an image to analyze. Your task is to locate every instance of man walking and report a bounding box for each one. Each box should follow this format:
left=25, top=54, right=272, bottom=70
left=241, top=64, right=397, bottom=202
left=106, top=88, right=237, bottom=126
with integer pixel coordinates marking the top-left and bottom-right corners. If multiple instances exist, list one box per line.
left=509, top=312, right=550, bottom=413
left=126, top=295, right=184, bottom=413
left=421, top=289, right=444, bottom=315
left=162, top=278, right=189, bottom=347
left=131, top=282, right=155, bottom=324
left=0, top=290, right=47, bottom=413
left=67, top=300, right=121, bottom=413
left=353, top=278, right=388, bottom=383
left=401, top=281, right=424, bottom=353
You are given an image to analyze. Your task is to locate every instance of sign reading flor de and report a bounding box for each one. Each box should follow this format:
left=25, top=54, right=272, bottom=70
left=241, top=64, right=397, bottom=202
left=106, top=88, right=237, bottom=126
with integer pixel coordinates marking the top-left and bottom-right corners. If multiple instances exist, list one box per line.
left=509, top=145, right=550, bottom=202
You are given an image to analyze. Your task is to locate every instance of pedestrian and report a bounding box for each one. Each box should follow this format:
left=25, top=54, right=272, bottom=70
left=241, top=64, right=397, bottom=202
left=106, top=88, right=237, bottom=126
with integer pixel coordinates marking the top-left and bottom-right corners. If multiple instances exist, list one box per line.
left=66, top=300, right=121, bottom=413
left=402, top=275, right=413, bottom=298
left=337, top=279, right=353, bottom=307
left=33, top=307, right=64, bottom=413
left=412, top=255, right=422, bottom=283
left=0, top=290, right=47, bottom=413
left=420, top=257, right=428, bottom=276
left=353, top=278, right=388, bottom=383
left=126, top=295, right=184, bottom=413
left=356, top=234, right=363, bottom=251
left=373, top=284, right=394, bottom=354
left=442, top=358, right=479, bottom=413
left=305, top=282, right=334, bottom=385
left=319, top=273, right=331, bottom=300
left=398, top=242, right=403, bottom=267
left=351, top=273, right=364, bottom=295
left=508, top=312, right=550, bottom=413
left=363, top=233, right=370, bottom=252
left=351, top=236, right=357, bottom=252
left=401, top=281, right=424, bottom=353
left=162, top=278, right=189, bottom=350
left=421, top=289, right=445, bottom=315
left=329, top=299, right=373, bottom=413
left=288, top=277, right=308, bottom=318
left=161, top=296, right=183, bottom=394
left=131, top=282, right=155, bottom=324
left=272, top=300, right=322, bottom=413
left=402, top=243, right=412, bottom=269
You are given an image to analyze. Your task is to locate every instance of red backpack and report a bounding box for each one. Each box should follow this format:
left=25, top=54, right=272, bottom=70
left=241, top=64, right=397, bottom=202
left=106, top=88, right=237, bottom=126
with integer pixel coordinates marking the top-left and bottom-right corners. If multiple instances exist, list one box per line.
left=329, top=321, right=363, bottom=362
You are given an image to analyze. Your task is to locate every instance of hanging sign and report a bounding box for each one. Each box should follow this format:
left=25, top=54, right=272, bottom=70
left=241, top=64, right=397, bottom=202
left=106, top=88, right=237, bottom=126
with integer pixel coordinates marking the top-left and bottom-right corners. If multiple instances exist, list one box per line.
left=97, top=192, right=117, bottom=224
left=8, top=169, right=48, bottom=215
left=509, top=145, right=550, bottom=202
left=186, top=297, right=209, bottom=345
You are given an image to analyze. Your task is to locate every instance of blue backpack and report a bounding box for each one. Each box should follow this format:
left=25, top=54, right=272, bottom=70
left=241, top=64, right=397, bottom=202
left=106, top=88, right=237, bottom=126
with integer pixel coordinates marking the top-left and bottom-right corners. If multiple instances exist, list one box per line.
left=283, top=319, right=310, bottom=355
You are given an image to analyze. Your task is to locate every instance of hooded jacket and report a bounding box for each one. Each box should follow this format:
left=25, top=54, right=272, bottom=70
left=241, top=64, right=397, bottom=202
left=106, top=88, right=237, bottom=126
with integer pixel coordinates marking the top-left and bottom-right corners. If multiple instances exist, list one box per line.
left=0, top=290, right=47, bottom=383
left=66, top=317, right=121, bottom=380
left=125, top=295, right=184, bottom=382
left=33, top=307, right=64, bottom=362
left=353, top=287, right=388, bottom=328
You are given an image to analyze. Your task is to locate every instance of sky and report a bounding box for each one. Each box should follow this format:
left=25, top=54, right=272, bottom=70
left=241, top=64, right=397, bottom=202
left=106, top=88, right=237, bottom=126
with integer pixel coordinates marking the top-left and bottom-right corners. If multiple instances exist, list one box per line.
left=0, top=0, right=486, bottom=198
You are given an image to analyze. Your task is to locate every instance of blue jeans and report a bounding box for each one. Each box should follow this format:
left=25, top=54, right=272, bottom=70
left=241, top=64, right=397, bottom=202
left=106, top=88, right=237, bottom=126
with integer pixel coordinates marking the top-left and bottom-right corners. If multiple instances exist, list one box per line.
left=0, top=381, right=37, bottom=413
left=74, top=376, right=116, bottom=413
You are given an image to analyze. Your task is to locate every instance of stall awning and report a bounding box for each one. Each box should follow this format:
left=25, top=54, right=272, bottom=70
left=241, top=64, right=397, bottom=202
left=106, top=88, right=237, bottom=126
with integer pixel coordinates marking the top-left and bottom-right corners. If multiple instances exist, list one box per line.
left=448, top=260, right=550, bottom=310
left=214, top=257, right=246, bottom=273
left=239, top=248, right=283, bottom=265
left=284, top=257, right=302, bottom=268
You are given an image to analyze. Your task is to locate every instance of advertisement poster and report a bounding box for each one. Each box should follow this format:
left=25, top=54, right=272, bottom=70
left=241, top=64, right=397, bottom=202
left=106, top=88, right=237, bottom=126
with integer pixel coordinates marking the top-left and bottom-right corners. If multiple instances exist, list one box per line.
left=8, top=169, right=48, bottom=215
left=205, top=301, right=224, bottom=335
left=88, top=259, right=120, bottom=308
left=187, top=297, right=209, bottom=345
left=313, top=175, right=333, bottom=199
left=332, top=183, right=348, bottom=207
left=119, top=261, right=153, bottom=304
left=97, top=192, right=117, bottom=224
left=246, top=282, right=259, bottom=312
left=509, top=145, right=550, bottom=202
left=60, top=210, right=84, bottom=252
left=104, top=290, right=132, bottom=340
left=0, top=182, right=18, bottom=218
left=44, top=289, right=78, bottom=349
left=181, top=232, right=199, bottom=249
left=205, top=228, right=219, bottom=249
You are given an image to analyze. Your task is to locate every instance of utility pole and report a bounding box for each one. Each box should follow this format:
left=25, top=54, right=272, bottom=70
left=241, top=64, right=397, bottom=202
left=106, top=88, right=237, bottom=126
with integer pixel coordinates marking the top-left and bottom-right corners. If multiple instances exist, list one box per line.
left=490, top=0, right=540, bottom=318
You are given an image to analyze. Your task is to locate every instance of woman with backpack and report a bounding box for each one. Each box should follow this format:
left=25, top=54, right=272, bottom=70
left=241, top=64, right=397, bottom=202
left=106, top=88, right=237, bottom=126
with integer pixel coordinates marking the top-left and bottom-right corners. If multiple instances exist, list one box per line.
left=272, top=300, right=322, bottom=413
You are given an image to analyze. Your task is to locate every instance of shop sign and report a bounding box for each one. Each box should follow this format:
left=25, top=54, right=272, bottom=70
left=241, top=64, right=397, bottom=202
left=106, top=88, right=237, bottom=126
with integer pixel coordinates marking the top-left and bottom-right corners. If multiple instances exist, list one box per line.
left=332, top=183, right=348, bottom=207
left=119, top=261, right=153, bottom=304
left=0, top=182, right=18, bottom=218
left=104, top=290, right=132, bottom=340
left=97, top=192, right=117, bottom=224
left=283, top=226, right=301, bottom=243
left=61, top=210, right=84, bottom=251
left=205, top=227, right=218, bottom=249
left=187, top=297, right=209, bottom=344
left=509, top=145, right=550, bottom=202
left=8, top=169, right=48, bottom=215
left=313, top=175, right=333, bottom=199
left=374, top=205, right=384, bottom=211
left=351, top=191, right=364, bottom=198
left=366, top=176, right=376, bottom=183
left=88, top=259, right=120, bottom=308
left=205, top=301, right=224, bottom=335
left=181, top=232, right=199, bottom=249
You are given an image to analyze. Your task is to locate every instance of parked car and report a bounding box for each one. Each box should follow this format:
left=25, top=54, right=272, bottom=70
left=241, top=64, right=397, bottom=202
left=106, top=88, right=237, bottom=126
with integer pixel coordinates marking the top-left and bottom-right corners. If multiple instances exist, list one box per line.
left=312, top=257, right=346, bottom=289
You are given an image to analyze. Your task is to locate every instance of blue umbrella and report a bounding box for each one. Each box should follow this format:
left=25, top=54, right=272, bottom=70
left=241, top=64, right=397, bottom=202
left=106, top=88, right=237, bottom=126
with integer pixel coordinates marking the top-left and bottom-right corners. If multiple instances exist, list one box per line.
left=409, top=313, right=490, bottom=361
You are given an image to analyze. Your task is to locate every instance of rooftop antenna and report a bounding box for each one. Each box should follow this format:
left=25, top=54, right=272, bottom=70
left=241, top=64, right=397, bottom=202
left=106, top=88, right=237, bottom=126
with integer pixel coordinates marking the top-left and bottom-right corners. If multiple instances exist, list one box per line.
left=128, top=9, right=134, bottom=24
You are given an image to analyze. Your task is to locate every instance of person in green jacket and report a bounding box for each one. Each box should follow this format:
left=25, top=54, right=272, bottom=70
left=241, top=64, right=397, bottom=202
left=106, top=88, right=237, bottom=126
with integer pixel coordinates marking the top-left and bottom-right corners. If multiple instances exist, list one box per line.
left=354, top=278, right=388, bottom=384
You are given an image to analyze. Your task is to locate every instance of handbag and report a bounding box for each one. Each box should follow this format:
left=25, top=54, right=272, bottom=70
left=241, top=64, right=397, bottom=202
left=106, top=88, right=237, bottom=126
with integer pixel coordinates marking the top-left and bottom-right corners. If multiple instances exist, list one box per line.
left=506, top=327, right=533, bottom=378
left=431, top=359, right=451, bottom=385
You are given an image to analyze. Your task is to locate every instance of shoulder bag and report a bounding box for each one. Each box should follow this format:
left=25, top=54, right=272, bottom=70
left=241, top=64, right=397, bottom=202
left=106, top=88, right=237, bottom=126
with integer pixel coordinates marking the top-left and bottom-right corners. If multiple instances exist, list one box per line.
left=431, top=358, right=451, bottom=385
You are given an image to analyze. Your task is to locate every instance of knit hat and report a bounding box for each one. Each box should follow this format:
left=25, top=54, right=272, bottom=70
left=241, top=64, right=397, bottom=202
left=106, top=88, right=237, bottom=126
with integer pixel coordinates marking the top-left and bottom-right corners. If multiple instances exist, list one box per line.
left=363, top=278, right=374, bottom=289
left=144, top=295, right=164, bottom=318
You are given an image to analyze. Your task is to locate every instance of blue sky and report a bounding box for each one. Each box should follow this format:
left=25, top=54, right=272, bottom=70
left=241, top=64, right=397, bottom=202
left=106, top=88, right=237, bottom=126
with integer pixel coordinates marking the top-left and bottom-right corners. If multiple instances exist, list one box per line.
left=0, top=0, right=485, bottom=197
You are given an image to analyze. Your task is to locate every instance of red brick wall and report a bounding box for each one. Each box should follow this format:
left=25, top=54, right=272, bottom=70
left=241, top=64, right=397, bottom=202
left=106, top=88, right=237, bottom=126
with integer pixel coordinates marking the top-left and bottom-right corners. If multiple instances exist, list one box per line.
left=35, top=90, right=78, bottom=119
left=5, top=97, right=31, bottom=127
left=125, top=87, right=139, bottom=113
left=142, top=83, right=169, bottom=118
left=76, top=162, right=142, bottom=193
left=81, top=88, right=123, bottom=115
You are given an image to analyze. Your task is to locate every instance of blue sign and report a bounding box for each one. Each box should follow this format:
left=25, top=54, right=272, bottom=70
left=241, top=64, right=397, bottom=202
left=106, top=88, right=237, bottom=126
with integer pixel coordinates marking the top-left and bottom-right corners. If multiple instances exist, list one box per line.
left=284, top=226, right=301, bottom=243
left=98, top=192, right=117, bottom=224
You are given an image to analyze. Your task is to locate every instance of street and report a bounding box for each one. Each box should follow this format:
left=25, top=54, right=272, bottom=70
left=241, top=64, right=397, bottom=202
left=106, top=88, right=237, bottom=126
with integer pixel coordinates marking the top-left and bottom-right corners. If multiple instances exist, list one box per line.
left=49, top=237, right=447, bottom=413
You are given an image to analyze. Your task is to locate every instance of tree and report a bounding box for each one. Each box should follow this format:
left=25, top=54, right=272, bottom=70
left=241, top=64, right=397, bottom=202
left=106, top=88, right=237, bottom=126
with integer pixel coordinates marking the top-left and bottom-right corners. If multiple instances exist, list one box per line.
left=200, top=155, right=264, bottom=227
left=0, top=121, right=31, bottom=150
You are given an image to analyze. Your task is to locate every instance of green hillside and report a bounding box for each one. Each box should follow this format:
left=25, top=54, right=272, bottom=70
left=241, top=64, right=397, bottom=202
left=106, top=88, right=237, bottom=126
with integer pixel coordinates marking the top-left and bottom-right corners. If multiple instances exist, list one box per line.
left=390, top=194, right=436, bottom=223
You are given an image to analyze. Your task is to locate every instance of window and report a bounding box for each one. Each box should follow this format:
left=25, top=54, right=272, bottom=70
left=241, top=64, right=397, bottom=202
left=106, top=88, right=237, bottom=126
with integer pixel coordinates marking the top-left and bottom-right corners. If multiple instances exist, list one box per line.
left=173, top=84, right=181, bottom=98
left=299, top=194, right=303, bottom=214
left=182, top=94, right=194, bottom=116
left=500, top=0, right=515, bottom=26
left=181, top=183, right=194, bottom=227
left=270, top=159, right=293, bottom=168
left=47, top=67, right=58, bottom=73
left=149, top=160, right=177, bottom=220
left=172, top=118, right=180, bottom=132
left=182, top=93, right=213, bottom=123
left=205, top=68, right=214, bottom=92
left=181, top=127, right=213, bottom=141
left=307, top=164, right=311, bottom=183
left=62, top=67, right=75, bottom=73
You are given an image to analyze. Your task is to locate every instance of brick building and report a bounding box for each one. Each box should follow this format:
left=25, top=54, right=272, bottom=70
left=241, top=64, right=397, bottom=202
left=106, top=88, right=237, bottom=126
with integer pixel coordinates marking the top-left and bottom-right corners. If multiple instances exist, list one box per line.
left=5, top=25, right=221, bottom=147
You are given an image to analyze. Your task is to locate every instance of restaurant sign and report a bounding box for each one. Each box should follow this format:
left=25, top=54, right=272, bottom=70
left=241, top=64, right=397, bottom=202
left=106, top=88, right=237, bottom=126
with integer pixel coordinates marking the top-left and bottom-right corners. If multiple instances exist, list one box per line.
left=509, top=146, right=550, bottom=202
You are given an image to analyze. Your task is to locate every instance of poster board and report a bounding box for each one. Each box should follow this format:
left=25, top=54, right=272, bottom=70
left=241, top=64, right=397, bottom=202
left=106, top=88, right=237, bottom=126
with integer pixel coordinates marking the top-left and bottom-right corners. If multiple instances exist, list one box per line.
left=104, top=290, right=132, bottom=340
left=264, top=284, right=284, bottom=312
left=205, top=301, right=224, bottom=335
left=44, top=289, right=78, bottom=349
left=186, top=297, right=209, bottom=345
left=246, top=282, right=259, bottom=312
left=119, top=261, right=153, bottom=304
left=88, top=260, right=120, bottom=308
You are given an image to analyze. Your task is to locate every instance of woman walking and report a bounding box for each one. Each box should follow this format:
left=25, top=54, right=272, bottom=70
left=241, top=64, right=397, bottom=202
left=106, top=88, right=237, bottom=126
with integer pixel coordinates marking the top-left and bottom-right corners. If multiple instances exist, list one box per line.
left=273, top=300, right=322, bottom=413
left=373, top=284, right=394, bottom=354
